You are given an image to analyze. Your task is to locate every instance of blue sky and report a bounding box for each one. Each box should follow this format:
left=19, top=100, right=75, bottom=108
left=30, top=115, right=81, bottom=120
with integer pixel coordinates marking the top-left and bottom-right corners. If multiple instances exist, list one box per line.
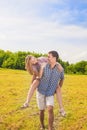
left=0, top=0, right=87, bottom=63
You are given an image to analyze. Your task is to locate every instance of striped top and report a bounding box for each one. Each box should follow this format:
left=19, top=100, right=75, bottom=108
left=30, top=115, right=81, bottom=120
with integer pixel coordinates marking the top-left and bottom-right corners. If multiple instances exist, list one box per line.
left=38, top=63, right=64, bottom=96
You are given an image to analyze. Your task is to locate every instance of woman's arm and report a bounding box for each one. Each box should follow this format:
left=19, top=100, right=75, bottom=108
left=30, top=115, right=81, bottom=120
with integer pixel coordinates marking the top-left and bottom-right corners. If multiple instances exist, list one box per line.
left=31, top=69, right=39, bottom=83
left=32, top=64, right=45, bottom=82
left=31, top=74, right=36, bottom=83
left=38, top=64, right=45, bottom=79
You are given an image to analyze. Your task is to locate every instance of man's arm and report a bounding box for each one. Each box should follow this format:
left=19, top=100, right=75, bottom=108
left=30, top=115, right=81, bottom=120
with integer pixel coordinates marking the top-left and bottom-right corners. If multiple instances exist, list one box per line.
left=59, top=79, right=64, bottom=87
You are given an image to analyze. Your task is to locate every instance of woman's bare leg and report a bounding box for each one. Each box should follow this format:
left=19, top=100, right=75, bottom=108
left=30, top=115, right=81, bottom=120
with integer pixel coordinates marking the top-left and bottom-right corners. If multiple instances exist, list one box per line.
left=56, top=86, right=63, bottom=109
left=56, top=86, right=66, bottom=116
left=22, top=79, right=39, bottom=108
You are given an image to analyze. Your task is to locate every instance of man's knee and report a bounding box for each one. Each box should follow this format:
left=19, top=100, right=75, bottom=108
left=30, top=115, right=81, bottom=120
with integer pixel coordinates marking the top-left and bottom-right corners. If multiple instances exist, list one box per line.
left=47, top=106, right=53, bottom=113
left=40, top=110, right=44, bottom=114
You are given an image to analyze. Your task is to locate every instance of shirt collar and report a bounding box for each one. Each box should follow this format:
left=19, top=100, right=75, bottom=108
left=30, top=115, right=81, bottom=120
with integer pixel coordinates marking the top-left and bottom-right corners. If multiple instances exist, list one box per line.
left=48, top=63, right=57, bottom=69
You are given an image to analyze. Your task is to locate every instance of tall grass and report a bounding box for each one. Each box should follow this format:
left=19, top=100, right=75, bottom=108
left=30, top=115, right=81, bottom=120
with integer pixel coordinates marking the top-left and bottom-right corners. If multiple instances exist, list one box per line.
left=0, top=68, right=87, bottom=130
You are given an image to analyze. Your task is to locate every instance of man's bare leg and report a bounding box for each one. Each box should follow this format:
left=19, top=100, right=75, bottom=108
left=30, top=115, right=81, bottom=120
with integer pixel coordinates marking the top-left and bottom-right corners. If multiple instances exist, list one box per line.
left=40, top=110, right=45, bottom=129
left=47, top=106, right=54, bottom=130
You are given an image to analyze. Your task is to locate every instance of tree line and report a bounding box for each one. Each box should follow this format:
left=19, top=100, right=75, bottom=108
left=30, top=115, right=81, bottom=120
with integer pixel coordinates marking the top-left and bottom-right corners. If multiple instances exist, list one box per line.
left=0, top=49, right=87, bottom=74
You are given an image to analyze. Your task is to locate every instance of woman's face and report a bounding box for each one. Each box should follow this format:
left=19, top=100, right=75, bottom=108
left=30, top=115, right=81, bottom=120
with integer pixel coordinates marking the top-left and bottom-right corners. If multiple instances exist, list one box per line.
left=30, top=56, right=37, bottom=64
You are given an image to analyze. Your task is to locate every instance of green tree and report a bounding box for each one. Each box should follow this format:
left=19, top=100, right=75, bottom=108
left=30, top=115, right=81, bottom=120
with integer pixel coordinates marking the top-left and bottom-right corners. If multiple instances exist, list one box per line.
left=74, top=61, right=87, bottom=74
left=66, top=64, right=75, bottom=74
left=85, top=65, right=87, bottom=74
left=58, top=59, right=69, bottom=73
left=0, top=49, right=5, bottom=67
left=15, top=51, right=27, bottom=69
left=2, top=54, right=17, bottom=69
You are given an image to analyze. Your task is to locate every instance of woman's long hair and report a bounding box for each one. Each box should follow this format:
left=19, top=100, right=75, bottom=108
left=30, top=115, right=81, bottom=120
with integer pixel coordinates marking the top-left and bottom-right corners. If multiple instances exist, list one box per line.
left=25, top=55, right=34, bottom=75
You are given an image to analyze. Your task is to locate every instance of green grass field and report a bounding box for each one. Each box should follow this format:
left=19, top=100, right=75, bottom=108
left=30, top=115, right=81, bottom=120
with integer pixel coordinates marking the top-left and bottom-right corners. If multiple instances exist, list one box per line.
left=0, top=68, right=87, bottom=130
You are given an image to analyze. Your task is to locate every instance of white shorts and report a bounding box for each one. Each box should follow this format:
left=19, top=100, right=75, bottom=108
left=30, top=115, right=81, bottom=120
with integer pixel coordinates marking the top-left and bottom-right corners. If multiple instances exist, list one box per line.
left=36, top=91, right=54, bottom=110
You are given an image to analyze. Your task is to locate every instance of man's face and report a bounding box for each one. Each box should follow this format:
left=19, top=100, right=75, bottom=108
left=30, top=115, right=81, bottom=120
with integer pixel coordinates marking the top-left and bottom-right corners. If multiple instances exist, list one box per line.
left=47, top=53, right=55, bottom=64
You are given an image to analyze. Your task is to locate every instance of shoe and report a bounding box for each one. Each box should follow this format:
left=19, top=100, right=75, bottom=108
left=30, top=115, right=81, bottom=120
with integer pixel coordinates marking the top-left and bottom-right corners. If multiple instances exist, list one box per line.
left=40, top=128, right=44, bottom=130
left=40, top=125, right=45, bottom=130
left=59, top=108, right=66, bottom=117
left=21, top=102, right=29, bottom=109
left=40, top=126, right=45, bottom=130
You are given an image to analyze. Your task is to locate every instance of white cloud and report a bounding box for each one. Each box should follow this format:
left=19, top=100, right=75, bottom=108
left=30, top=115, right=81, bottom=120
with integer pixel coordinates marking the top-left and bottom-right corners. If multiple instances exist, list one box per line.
left=0, top=0, right=87, bottom=63
left=68, top=51, right=87, bottom=63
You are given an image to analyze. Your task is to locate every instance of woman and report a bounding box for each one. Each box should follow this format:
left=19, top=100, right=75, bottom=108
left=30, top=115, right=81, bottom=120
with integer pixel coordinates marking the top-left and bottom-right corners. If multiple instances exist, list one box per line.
left=21, top=55, right=66, bottom=116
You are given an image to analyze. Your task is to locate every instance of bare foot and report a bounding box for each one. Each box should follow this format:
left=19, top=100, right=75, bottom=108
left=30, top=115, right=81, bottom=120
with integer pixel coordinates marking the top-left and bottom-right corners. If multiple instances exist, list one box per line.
left=21, top=102, right=29, bottom=109
left=59, top=108, right=66, bottom=117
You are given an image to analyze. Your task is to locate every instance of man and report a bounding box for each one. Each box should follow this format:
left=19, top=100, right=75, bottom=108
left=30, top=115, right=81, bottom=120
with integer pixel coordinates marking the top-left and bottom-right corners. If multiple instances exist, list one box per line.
left=36, top=51, right=64, bottom=130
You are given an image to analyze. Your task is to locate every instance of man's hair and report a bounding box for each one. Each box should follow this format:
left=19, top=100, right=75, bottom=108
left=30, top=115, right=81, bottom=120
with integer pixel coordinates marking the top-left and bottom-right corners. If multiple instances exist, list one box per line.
left=48, top=50, right=59, bottom=62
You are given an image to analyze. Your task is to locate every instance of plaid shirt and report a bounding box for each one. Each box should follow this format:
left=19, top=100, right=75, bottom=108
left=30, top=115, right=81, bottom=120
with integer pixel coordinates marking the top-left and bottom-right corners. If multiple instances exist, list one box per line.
left=38, top=63, right=64, bottom=96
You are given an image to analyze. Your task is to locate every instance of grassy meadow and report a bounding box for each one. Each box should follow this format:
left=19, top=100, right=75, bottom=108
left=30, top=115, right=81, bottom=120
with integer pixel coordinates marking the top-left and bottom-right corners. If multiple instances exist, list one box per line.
left=0, top=68, right=87, bottom=130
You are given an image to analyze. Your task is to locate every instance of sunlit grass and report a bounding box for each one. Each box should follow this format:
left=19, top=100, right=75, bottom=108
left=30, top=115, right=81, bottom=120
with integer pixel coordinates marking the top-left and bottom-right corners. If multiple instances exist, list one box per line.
left=0, top=68, right=87, bottom=130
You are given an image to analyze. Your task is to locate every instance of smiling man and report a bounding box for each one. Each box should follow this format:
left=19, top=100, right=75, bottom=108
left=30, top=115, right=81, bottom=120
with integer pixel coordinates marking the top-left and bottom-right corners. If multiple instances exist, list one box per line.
left=37, top=50, right=64, bottom=130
